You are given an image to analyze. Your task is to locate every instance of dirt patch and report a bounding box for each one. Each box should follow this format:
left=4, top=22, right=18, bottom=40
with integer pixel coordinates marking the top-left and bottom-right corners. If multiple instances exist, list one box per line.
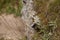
left=0, top=14, right=26, bottom=40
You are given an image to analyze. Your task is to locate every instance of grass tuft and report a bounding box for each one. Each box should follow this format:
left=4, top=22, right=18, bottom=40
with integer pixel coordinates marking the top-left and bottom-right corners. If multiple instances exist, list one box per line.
left=0, top=0, right=23, bottom=16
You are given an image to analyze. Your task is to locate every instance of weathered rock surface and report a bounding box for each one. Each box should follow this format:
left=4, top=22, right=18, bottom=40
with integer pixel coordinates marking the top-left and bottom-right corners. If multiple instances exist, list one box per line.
left=21, top=0, right=40, bottom=40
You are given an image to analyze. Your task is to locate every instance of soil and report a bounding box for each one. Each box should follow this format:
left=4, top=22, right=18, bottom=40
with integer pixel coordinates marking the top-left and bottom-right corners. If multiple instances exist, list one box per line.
left=0, top=14, right=26, bottom=40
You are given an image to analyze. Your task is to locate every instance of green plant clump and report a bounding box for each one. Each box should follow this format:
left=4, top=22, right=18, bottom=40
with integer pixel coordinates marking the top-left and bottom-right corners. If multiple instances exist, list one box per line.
left=0, top=0, right=23, bottom=16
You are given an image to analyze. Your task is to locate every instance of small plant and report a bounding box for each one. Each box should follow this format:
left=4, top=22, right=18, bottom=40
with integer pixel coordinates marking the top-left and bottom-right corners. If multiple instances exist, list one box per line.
left=19, top=36, right=27, bottom=40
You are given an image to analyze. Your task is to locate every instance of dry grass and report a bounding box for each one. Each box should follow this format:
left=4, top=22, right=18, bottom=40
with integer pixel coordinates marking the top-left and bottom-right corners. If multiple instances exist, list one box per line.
left=33, top=0, right=60, bottom=40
